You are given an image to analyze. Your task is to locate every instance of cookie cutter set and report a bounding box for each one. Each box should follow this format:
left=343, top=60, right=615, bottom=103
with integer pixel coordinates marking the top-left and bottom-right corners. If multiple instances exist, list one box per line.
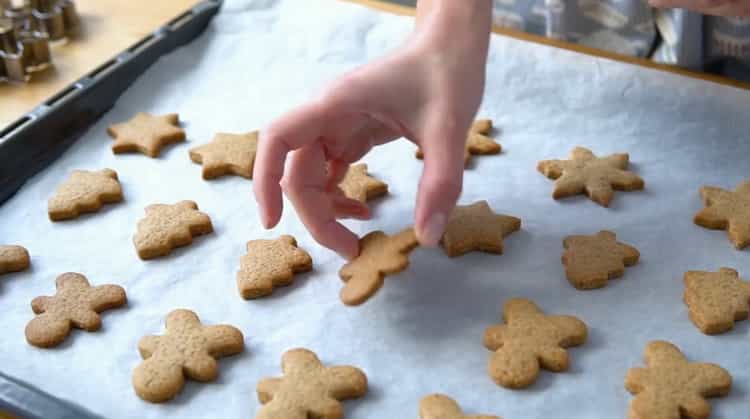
left=0, top=1, right=222, bottom=415
left=0, top=0, right=80, bottom=83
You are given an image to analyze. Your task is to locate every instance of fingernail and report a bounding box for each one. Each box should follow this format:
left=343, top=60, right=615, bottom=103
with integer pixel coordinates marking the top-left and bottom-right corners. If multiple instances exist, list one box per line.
left=419, top=212, right=447, bottom=247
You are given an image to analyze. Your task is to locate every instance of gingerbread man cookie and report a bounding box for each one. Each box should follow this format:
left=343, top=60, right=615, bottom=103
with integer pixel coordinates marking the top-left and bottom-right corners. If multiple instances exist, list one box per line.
left=419, top=394, right=501, bottom=419
left=133, top=309, right=245, bottom=402
left=133, top=200, right=213, bottom=260
left=108, top=112, right=185, bottom=157
left=338, top=163, right=388, bottom=204
left=562, top=230, right=640, bottom=290
left=625, top=340, right=732, bottom=419
left=483, top=298, right=587, bottom=389
left=25, top=273, right=126, bottom=348
left=256, top=348, right=367, bottom=419
left=537, top=146, right=644, bottom=207
left=441, top=200, right=521, bottom=257
left=48, top=169, right=123, bottom=221
left=417, top=119, right=501, bottom=166
left=683, top=267, right=750, bottom=335
left=694, top=180, right=750, bottom=249
left=189, top=131, right=258, bottom=179
left=0, top=245, right=30, bottom=275
left=339, top=228, right=419, bottom=306
left=237, top=235, right=313, bottom=299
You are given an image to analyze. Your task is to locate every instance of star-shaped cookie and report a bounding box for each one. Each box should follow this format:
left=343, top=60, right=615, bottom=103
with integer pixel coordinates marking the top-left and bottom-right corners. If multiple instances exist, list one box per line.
left=338, top=163, right=388, bottom=203
left=694, top=180, right=750, bottom=249
left=441, top=200, right=521, bottom=257
left=417, top=119, right=501, bottom=167
left=189, top=131, right=258, bottom=179
left=108, top=112, right=185, bottom=157
left=537, top=146, right=644, bottom=207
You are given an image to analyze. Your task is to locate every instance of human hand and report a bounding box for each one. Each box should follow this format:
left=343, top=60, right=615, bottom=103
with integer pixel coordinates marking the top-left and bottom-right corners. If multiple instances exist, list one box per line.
left=649, top=0, right=750, bottom=17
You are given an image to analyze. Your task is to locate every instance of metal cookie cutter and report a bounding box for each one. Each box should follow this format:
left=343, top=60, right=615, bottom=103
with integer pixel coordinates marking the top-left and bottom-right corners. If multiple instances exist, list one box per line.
left=0, top=0, right=80, bottom=83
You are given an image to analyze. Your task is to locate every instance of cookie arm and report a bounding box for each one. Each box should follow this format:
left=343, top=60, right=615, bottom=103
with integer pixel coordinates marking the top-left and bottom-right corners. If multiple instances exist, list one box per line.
left=183, top=353, right=218, bottom=382
left=324, top=366, right=368, bottom=400
left=30, top=296, right=53, bottom=314
left=256, top=377, right=283, bottom=403
left=202, top=325, right=245, bottom=357
left=87, top=284, right=127, bottom=312
left=618, top=242, right=640, bottom=266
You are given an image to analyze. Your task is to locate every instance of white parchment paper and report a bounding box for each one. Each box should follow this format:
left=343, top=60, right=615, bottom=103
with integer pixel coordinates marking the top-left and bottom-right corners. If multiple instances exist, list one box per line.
left=1, top=1, right=749, bottom=418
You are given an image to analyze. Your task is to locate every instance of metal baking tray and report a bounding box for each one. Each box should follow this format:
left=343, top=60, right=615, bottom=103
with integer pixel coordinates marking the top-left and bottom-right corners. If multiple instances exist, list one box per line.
left=0, top=1, right=221, bottom=417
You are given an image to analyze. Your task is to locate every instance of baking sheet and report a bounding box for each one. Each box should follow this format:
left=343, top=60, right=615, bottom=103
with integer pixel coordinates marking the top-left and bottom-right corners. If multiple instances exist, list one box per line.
left=1, top=1, right=749, bottom=418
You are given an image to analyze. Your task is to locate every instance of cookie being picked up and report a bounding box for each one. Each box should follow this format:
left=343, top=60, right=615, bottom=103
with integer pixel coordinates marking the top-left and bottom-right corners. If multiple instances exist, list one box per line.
left=189, top=131, right=258, bottom=179
left=441, top=200, right=521, bottom=257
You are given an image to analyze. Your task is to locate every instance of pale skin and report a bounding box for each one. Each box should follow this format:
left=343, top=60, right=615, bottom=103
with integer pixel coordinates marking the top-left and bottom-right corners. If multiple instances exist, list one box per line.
left=253, top=0, right=749, bottom=260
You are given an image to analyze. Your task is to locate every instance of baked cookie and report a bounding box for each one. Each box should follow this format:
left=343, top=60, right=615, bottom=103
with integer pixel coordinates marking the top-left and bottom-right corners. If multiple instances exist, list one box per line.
left=133, top=200, right=213, bottom=260
left=419, top=394, right=501, bottom=419
left=189, top=131, right=258, bottom=179
left=483, top=298, right=587, bottom=389
left=694, top=180, right=750, bottom=249
left=237, top=235, right=313, bottom=299
left=338, top=163, right=388, bottom=204
left=441, top=200, right=521, bottom=257
left=562, top=230, right=640, bottom=290
left=25, top=273, right=126, bottom=348
left=339, top=228, right=419, bottom=306
left=0, top=245, right=30, bottom=275
left=417, top=119, right=501, bottom=166
left=256, top=348, right=367, bottom=419
left=683, top=267, right=750, bottom=334
left=537, top=146, right=644, bottom=207
left=133, top=309, right=244, bottom=403
left=48, top=169, right=123, bottom=221
left=625, top=340, right=732, bottom=419
left=108, top=112, right=185, bottom=157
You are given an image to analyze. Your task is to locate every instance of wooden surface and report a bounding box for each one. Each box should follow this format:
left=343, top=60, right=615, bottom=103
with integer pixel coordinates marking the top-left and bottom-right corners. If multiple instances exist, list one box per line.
left=345, top=0, right=750, bottom=91
left=0, top=0, right=200, bottom=127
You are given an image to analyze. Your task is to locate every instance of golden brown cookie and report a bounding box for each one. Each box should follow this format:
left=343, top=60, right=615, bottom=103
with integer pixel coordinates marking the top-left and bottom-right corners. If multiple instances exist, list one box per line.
left=47, top=169, right=123, bottom=221
left=419, top=394, right=501, bottom=419
left=338, top=163, right=388, bottom=203
left=694, top=180, right=750, bottom=249
left=338, top=228, right=419, bottom=306
left=625, top=340, right=732, bottom=419
left=25, top=273, right=126, bottom=348
left=133, top=200, right=213, bottom=260
left=0, top=245, right=30, bottom=275
left=417, top=119, right=501, bottom=167
left=189, top=131, right=258, bottom=179
left=441, top=200, right=521, bottom=257
left=256, top=348, right=367, bottom=419
left=133, top=309, right=244, bottom=403
left=236, top=235, right=313, bottom=299
left=683, top=267, right=750, bottom=335
left=483, top=298, right=587, bottom=389
left=561, top=230, right=640, bottom=290
left=108, top=112, right=185, bottom=157
left=537, top=146, right=644, bottom=207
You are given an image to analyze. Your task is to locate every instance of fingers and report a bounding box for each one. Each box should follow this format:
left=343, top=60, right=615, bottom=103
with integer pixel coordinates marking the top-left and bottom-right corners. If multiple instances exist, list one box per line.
left=253, top=101, right=327, bottom=228
left=414, top=116, right=466, bottom=247
left=282, top=143, right=360, bottom=260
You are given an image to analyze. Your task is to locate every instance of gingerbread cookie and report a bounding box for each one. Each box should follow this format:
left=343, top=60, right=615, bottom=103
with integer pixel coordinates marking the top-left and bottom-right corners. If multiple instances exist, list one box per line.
left=256, top=348, right=367, bottom=419
left=108, top=112, right=185, bottom=157
left=537, top=146, right=644, bottom=207
left=338, top=163, right=388, bottom=203
left=419, top=394, right=501, bottom=419
left=483, top=298, right=587, bottom=389
left=441, top=200, right=520, bottom=257
left=237, top=235, right=313, bottom=299
left=417, top=119, right=501, bottom=166
left=0, top=245, right=30, bottom=275
left=25, top=273, right=126, bottom=348
left=48, top=169, right=123, bottom=221
left=625, top=340, right=732, bottom=419
left=561, top=230, right=640, bottom=290
left=189, top=131, right=258, bottom=179
left=133, top=309, right=244, bottom=403
left=133, top=200, right=213, bottom=260
left=694, top=180, right=750, bottom=249
left=683, top=267, right=750, bottom=335
left=339, top=228, right=419, bottom=306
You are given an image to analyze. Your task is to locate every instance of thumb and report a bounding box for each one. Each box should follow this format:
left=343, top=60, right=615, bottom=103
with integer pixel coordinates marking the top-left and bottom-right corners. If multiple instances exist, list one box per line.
left=414, top=120, right=466, bottom=246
